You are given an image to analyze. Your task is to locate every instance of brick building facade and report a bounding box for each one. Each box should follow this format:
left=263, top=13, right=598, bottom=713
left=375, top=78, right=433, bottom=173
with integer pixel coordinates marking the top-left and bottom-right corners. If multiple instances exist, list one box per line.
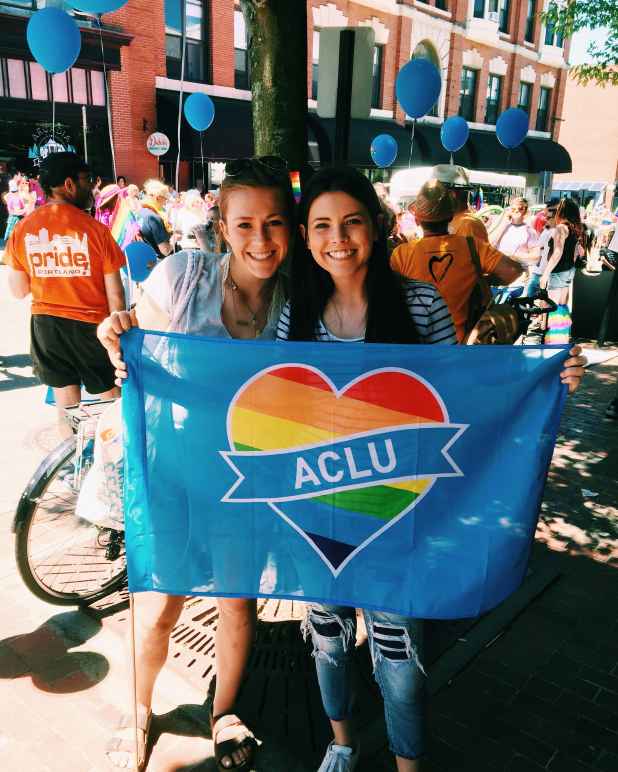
left=0, top=0, right=573, bottom=197
left=554, top=73, right=618, bottom=208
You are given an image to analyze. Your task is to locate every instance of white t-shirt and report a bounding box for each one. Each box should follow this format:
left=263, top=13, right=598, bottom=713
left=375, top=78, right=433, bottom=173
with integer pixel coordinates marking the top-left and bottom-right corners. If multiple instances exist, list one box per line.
left=530, top=227, right=555, bottom=275
left=495, top=223, right=538, bottom=257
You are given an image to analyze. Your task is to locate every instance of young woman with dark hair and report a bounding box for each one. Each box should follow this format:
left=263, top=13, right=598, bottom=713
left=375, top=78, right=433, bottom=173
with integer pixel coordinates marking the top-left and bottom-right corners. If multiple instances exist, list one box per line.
left=278, top=166, right=456, bottom=772
left=540, top=197, right=584, bottom=304
left=97, top=156, right=295, bottom=772
left=280, top=166, right=455, bottom=348
left=278, top=166, right=586, bottom=772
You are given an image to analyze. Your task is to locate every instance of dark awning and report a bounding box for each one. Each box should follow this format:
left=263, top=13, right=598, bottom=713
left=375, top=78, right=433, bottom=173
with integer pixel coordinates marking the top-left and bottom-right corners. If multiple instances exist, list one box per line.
left=315, top=118, right=571, bottom=174
left=157, top=91, right=255, bottom=161
left=155, top=91, right=572, bottom=174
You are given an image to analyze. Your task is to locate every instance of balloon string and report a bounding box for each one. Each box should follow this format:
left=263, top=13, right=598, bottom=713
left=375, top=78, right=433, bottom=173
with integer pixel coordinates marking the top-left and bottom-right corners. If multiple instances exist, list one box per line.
left=200, top=131, right=205, bottom=191
left=96, top=16, right=117, bottom=181
left=408, top=120, right=416, bottom=168
left=507, top=148, right=511, bottom=173
left=450, top=152, right=454, bottom=166
left=176, top=12, right=187, bottom=192
left=52, top=94, right=55, bottom=142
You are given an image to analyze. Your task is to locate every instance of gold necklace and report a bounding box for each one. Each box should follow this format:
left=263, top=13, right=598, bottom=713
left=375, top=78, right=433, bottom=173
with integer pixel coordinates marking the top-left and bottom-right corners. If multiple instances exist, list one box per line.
left=226, top=274, right=269, bottom=336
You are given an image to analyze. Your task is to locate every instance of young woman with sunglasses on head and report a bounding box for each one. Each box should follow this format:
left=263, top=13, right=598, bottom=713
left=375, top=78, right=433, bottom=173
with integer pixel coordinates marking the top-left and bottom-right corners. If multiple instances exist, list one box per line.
left=97, top=156, right=294, bottom=772
left=277, top=166, right=586, bottom=772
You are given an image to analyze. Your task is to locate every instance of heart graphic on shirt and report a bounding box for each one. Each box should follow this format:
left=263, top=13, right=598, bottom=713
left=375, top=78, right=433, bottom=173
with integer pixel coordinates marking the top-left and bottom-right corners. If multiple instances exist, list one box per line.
left=221, top=365, right=466, bottom=575
left=429, top=252, right=454, bottom=283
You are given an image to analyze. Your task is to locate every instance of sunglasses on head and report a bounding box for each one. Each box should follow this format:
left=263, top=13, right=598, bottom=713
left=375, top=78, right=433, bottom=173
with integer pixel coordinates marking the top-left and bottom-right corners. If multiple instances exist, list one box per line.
left=547, top=208, right=557, bottom=215
left=225, top=156, right=289, bottom=177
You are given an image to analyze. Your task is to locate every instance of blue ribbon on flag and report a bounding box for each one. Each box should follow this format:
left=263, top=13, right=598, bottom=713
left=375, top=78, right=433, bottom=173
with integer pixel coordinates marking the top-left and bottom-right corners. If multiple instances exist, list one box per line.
left=221, top=425, right=466, bottom=502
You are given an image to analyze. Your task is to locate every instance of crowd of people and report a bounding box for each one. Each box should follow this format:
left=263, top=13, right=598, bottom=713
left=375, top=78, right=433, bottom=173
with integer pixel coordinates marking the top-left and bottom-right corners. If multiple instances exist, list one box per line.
left=1, top=149, right=601, bottom=772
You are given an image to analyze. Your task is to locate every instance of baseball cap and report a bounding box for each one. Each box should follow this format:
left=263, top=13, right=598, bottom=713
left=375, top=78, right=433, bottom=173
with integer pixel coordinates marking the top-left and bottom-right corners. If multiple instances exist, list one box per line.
left=430, top=164, right=471, bottom=189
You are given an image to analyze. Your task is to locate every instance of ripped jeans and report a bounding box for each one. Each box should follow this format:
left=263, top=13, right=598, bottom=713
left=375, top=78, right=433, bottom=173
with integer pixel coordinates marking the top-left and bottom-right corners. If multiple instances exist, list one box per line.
left=304, top=604, right=426, bottom=760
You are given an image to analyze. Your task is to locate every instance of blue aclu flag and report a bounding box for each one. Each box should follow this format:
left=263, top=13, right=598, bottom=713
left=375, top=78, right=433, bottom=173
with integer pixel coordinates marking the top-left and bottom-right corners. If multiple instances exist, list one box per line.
left=121, top=330, right=569, bottom=619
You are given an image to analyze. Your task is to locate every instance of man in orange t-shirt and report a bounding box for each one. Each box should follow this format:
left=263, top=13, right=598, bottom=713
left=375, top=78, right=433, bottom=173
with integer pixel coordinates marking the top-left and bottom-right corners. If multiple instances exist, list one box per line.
left=6, top=152, right=125, bottom=435
left=391, top=180, right=523, bottom=341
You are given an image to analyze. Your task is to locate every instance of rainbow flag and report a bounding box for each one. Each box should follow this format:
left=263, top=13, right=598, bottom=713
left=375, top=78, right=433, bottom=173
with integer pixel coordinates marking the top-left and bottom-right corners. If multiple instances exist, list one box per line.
left=111, top=200, right=141, bottom=250
left=290, top=170, right=301, bottom=203
left=122, top=332, right=569, bottom=618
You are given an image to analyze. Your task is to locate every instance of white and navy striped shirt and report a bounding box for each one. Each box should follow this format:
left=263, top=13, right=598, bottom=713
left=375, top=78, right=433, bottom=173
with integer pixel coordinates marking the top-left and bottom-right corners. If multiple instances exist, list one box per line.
left=276, top=280, right=457, bottom=345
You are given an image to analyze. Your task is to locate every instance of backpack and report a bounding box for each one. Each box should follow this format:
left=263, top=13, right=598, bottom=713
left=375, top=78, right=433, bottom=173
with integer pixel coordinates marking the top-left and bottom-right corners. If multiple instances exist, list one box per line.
left=463, top=237, right=521, bottom=345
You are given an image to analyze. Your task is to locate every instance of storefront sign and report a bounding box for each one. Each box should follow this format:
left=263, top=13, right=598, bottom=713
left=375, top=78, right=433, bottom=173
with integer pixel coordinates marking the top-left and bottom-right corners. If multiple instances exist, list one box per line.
left=146, top=132, right=170, bottom=157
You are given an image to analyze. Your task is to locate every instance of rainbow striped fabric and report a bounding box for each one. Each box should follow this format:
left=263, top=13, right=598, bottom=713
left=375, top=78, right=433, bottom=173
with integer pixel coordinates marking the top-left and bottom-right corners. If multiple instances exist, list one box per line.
left=545, top=304, right=572, bottom=345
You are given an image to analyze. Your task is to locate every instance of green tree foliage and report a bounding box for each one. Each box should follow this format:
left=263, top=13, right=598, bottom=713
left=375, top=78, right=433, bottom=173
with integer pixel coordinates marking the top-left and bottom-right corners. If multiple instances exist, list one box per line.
left=544, top=1, right=618, bottom=86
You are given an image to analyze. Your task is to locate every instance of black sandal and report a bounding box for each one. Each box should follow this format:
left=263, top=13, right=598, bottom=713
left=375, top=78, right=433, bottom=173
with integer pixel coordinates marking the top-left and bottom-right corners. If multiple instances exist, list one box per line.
left=211, top=711, right=257, bottom=771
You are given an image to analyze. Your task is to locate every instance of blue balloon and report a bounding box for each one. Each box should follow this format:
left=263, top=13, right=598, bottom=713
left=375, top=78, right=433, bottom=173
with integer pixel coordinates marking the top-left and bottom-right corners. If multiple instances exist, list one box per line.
left=496, top=108, right=529, bottom=149
left=184, top=93, right=215, bottom=132
left=440, top=116, right=469, bottom=153
left=65, top=0, right=127, bottom=12
left=396, top=59, right=441, bottom=119
left=124, top=242, right=157, bottom=283
left=370, top=134, right=398, bottom=168
left=27, top=9, right=81, bottom=74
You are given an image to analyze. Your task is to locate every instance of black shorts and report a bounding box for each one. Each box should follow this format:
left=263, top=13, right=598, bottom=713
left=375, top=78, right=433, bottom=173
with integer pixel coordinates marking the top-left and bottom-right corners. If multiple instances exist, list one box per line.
left=30, top=314, right=115, bottom=394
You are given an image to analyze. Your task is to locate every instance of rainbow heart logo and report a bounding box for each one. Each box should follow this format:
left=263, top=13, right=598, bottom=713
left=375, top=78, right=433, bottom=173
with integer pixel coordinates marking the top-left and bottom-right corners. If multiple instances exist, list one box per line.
left=221, top=365, right=466, bottom=576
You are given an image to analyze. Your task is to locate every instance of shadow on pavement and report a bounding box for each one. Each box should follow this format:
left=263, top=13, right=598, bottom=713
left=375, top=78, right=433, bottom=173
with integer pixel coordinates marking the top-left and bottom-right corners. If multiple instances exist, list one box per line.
left=0, top=353, right=39, bottom=392
left=0, top=609, right=109, bottom=693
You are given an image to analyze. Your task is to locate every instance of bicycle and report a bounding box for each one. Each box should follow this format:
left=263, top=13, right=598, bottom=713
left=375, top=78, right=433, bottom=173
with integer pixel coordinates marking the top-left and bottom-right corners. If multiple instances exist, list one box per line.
left=13, top=400, right=127, bottom=607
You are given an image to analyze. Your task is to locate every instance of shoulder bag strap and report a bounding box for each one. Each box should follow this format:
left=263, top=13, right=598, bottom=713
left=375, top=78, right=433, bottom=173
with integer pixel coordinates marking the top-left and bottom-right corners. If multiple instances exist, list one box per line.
left=465, top=236, right=493, bottom=303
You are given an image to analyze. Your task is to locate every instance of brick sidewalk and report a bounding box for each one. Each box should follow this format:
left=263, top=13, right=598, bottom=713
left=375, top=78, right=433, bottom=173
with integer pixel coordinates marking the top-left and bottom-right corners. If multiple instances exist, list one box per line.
left=427, top=353, right=618, bottom=772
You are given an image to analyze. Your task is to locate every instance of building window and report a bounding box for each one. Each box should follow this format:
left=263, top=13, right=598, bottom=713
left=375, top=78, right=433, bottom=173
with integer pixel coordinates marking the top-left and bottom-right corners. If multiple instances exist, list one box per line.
left=499, top=0, right=510, bottom=33
left=1, top=58, right=104, bottom=106
left=518, top=81, right=532, bottom=114
left=536, top=86, right=551, bottom=131
left=544, top=22, right=564, bottom=48
left=371, top=45, right=384, bottom=109
left=29, top=62, right=48, bottom=101
left=7, top=59, right=27, bottom=99
left=484, top=73, right=502, bottom=125
left=459, top=67, right=478, bottom=122
left=165, top=0, right=206, bottom=82
left=435, top=0, right=448, bottom=9
left=311, top=29, right=319, bottom=100
left=234, top=9, right=250, bottom=90
left=524, top=0, right=536, bottom=43
left=473, top=0, right=485, bottom=19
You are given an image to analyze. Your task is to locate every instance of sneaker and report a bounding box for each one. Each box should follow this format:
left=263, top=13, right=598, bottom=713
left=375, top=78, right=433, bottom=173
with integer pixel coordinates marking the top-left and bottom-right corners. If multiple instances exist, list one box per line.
left=606, top=398, right=618, bottom=420
left=317, top=741, right=360, bottom=772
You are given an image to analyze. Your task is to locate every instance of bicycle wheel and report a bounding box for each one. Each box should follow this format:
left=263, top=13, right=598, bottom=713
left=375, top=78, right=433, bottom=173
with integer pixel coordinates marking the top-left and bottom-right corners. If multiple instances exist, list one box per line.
left=14, top=438, right=127, bottom=606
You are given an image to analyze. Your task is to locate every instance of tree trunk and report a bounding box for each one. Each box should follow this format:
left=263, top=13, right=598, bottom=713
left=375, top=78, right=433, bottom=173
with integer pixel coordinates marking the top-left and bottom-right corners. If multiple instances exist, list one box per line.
left=240, top=0, right=308, bottom=168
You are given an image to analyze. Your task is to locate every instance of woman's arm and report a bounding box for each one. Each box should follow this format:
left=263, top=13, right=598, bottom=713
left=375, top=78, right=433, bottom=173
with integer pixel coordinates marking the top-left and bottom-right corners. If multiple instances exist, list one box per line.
left=539, top=224, right=567, bottom=289
left=97, top=292, right=171, bottom=384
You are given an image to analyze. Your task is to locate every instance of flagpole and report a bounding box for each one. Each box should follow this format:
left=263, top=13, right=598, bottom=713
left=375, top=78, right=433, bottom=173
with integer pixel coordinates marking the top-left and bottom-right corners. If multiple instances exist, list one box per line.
left=129, top=592, right=140, bottom=770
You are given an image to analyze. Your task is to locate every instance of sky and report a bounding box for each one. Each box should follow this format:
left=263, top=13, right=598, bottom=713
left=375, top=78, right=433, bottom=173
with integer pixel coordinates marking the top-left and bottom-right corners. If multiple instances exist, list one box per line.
left=568, top=27, right=609, bottom=66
